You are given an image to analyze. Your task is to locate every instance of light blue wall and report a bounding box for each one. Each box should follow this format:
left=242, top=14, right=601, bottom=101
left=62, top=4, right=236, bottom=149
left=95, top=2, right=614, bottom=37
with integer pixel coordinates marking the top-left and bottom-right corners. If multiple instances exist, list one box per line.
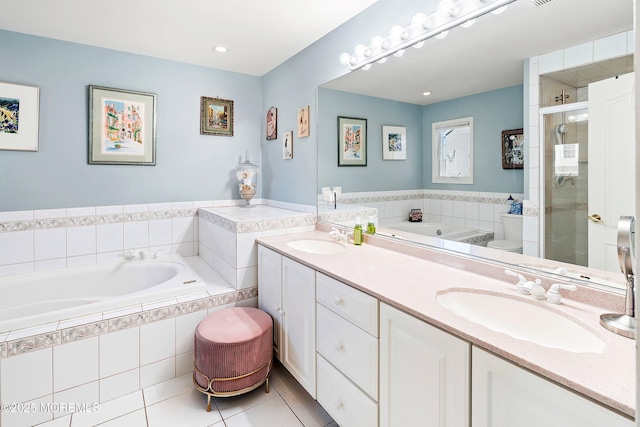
left=423, top=85, right=524, bottom=193
left=0, top=30, right=261, bottom=211
left=316, top=85, right=524, bottom=194
left=318, top=88, right=423, bottom=192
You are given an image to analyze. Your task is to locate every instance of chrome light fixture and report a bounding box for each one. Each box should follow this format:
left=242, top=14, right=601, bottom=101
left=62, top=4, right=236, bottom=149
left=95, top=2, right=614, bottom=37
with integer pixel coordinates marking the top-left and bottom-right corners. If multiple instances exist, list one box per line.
left=339, top=0, right=517, bottom=71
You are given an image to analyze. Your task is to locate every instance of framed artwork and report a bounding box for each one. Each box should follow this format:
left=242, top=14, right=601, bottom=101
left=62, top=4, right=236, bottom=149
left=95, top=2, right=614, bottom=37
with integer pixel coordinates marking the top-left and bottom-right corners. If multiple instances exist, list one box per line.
left=200, top=96, right=234, bottom=136
left=0, top=81, right=39, bottom=151
left=88, top=85, right=156, bottom=165
left=501, top=128, right=524, bottom=169
left=382, top=125, right=407, bottom=160
left=337, top=116, right=367, bottom=167
left=298, top=105, right=310, bottom=137
left=283, top=130, right=293, bottom=159
left=266, top=106, right=277, bottom=140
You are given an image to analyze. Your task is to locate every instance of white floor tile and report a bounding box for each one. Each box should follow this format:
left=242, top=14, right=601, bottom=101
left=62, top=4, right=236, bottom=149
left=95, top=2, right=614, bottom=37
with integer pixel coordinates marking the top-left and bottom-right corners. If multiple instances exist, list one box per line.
left=95, top=409, right=147, bottom=426
left=146, top=389, right=222, bottom=427
left=223, top=396, right=304, bottom=427
left=213, top=383, right=277, bottom=419
left=143, top=373, right=193, bottom=406
left=269, top=362, right=301, bottom=395
left=35, top=415, right=72, bottom=427
left=70, top=391, right=144, bottom=427
left=281, top=384, right=333, bottom=427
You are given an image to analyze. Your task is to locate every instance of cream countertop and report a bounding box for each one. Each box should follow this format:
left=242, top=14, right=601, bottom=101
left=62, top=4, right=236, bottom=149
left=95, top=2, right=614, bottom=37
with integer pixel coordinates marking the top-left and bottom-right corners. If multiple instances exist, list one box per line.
left=256, top=230, right=635, bottom=419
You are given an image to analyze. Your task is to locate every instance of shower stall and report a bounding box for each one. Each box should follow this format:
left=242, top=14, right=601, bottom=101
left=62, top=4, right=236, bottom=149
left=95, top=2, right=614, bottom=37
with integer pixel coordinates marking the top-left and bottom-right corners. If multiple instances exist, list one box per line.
left=540, top=102, right=589, bottom=267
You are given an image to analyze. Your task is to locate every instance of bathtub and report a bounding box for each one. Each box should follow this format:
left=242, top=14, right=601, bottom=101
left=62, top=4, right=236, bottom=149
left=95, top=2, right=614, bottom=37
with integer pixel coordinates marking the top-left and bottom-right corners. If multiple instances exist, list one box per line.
left=381, top=221, right=494, bottom=246
left=0, top=253, right=207, bottom=334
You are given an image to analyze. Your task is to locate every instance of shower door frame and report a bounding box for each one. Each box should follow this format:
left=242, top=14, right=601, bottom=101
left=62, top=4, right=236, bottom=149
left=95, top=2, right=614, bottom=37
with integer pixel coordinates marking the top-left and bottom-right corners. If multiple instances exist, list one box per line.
left=538, top=101, right=589, bottom=261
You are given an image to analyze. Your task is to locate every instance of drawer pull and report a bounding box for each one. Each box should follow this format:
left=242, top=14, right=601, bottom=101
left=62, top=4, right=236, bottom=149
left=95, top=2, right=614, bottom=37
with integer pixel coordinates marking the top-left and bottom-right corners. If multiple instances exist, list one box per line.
left=334, top=297, right=343, bottom=306
left=334, top=342, right=343, bottom=352
left=335, top=400, right=343, bottom=410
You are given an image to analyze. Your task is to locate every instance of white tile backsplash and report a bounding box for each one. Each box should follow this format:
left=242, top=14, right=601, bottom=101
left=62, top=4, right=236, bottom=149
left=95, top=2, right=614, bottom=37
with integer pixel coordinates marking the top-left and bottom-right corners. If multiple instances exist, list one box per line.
left=35, top=228, right=67, bottom=261
left=53, top=337, right=99, bottom=392
left=0, top=230, right=34, bottom=266
left=67, top=226, right=96, bottom=257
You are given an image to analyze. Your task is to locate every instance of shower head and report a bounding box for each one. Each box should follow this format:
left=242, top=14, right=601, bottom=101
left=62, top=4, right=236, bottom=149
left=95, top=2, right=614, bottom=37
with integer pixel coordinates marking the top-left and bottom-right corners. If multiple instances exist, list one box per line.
left=555, top=124, right=567, bottom=134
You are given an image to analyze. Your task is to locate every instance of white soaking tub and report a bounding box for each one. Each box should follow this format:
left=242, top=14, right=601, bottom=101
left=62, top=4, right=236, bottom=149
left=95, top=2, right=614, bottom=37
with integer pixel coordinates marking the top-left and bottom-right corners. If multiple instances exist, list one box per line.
left=0, top=253, right=207, bottom=334
left=381, top=221, right=494, bottom=246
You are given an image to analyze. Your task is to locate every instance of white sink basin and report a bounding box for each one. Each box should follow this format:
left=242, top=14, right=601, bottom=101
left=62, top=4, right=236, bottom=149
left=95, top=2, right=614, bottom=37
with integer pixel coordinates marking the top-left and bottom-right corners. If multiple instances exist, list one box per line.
left=286, top=239, right=346, bottom=255
left=437, top=290, right=605, bottom=354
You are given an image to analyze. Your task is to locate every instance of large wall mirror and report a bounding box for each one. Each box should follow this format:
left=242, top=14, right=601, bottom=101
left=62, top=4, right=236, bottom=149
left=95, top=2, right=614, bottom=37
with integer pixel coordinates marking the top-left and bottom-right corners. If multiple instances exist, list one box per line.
left=317, top=0, right=634, bottom=292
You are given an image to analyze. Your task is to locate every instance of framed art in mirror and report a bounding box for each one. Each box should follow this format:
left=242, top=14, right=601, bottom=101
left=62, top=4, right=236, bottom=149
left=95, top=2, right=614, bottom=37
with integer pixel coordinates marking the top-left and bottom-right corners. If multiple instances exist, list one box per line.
left=338, top=116, right=367, bottom=166
left=88, top=85, right=156, bottom=165
left=501, top=128, right=524, bottom=169
left=266, top=106, right=277, bottom=140
left=382, top=125, right=406, bottom=160
left=0, top=81, right=39, bottom=152
left=200, top=96, right=234, bottom=136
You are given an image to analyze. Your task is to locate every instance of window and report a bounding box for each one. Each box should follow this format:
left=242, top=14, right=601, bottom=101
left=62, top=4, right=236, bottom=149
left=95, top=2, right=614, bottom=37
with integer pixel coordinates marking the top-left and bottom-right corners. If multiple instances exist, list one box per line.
left=432, top=117, right=473, bottom=184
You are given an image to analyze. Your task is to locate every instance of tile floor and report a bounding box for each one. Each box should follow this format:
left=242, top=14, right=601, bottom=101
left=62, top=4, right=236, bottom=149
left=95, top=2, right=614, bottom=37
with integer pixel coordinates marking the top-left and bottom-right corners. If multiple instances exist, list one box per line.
left=33, top=362, right=337, bottom=427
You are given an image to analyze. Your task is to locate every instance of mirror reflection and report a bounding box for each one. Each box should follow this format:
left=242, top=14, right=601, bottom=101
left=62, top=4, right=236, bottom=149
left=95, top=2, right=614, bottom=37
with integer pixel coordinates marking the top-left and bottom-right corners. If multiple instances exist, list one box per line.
left=317, top=0, right=634, bottom=291
left=432, top=117, right=473, bottom=184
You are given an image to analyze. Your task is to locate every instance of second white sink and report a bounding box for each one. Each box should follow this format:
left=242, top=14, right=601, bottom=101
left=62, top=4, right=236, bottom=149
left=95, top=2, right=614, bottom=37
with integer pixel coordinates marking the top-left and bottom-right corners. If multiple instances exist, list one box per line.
left=286, top=239, right=346, bottom=255
left=437, top=289, right=605, bottom=354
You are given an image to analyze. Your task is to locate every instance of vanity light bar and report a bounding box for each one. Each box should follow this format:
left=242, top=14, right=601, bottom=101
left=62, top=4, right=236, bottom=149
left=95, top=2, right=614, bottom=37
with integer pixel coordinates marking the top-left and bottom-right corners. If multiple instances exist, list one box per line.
left=339, top=0, right=517, bottom=71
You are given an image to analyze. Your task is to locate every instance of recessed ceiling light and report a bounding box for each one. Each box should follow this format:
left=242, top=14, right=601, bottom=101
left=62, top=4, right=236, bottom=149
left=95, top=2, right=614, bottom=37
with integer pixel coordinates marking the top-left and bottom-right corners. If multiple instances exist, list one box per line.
left=214, top=46, right=228, bottom=53
left=423, top=91, right=432, bottom=96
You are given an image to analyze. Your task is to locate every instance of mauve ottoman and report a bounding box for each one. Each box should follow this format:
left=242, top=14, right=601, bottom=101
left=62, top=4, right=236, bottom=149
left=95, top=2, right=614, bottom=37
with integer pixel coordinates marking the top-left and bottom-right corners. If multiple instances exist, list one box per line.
left=193, top=307, right=273, bottom=411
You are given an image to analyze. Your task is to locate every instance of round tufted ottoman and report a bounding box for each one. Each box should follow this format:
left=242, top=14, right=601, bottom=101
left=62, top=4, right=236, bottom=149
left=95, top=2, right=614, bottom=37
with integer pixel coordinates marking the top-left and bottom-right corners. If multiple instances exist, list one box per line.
left=193, top=307, right=273, bottom=411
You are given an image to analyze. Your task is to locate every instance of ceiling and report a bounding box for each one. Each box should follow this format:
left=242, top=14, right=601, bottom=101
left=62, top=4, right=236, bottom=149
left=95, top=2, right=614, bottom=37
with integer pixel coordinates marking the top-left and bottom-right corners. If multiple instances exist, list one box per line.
left=322, top=0, right=634, bottom=105
left=0, top=0, right=633, bottom=104
left=0, top=0, right=378, bottom=76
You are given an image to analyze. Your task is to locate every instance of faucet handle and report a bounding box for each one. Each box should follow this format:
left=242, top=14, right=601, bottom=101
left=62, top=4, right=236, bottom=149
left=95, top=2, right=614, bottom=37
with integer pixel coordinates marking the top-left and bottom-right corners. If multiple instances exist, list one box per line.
left=546, top=283, right=577, bottom=304
left=505, top=269, right=528, bottom=293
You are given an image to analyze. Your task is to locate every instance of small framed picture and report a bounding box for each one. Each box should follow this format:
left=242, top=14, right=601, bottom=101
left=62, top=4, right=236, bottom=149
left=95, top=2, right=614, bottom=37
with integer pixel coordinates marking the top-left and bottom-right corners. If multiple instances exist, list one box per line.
left=266, top=106, right=277, bottom=140
left=88, top=85, right=156, bottom=165
left=337, top=116, right=367, bottom=167
left=298, top=105, right=310, bottom=137
left=382, top=125, right=407, bottom=160
left=0, top=81, right=39, bottom=151
left=283, top=130, right=293, bottom=159
left=501, top=128, right=524, bottom=169
left=200, top=96, right=234, bottom=136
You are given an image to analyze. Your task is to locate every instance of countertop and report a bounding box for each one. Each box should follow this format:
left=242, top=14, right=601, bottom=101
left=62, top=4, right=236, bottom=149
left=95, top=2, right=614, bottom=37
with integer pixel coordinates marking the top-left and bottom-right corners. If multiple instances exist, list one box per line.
left=256, top=230, right=636, bottom=419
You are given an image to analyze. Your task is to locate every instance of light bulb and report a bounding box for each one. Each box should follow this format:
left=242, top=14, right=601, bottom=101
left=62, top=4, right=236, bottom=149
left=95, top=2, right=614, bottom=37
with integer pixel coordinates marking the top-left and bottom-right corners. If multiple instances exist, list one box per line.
left=393, top=49, right=405, bottom=57
left=389, top=25, right=408, bottom=41
left=411, top=13, right=428, bottom=27
left=491, top=5, right=508, bottom=14
left=413, top=41, right=425, bottom=49
left=435, top=30, right=449, bottom=39
left=437, top=0, right=459, bottom=17
left=354, top=44, right=366, bottom=57
left=362, top=64, right=372, bottom=71
left=377, top=57, right=388, bottom=64
left=339, top=53, right=352, bottom=66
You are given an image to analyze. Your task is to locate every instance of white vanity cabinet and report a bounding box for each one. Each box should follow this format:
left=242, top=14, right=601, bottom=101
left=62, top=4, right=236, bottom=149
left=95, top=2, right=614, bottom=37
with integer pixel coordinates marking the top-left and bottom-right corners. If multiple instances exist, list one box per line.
left=316, top=273, right=379, bottom=427
left=257, top=245, right=316, bottom=398
left=472, top=347, right=633, bottom=427
left=379, top=302, right=470, bottom=427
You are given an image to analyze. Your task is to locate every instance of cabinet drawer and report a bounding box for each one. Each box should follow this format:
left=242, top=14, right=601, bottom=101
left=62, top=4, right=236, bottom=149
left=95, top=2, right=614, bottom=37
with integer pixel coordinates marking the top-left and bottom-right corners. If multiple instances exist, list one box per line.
left=316, top=272, right=378, bottom=337
left=317, top=355, right=378, bottom=427
left=317, top=304, right=378, bottom=400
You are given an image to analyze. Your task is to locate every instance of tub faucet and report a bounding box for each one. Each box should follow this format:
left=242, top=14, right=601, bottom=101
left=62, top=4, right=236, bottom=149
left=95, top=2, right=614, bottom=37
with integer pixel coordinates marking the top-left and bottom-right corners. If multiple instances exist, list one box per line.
left=122, top=250, right=146, bottom=261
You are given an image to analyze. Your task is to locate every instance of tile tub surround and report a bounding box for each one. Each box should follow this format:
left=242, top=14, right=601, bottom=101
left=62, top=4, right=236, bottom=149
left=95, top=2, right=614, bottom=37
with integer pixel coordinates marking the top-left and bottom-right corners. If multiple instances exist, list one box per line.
left=257, top=230, right=634, bottom=418
left=198, top=205, right=316, bottom=290
left=320, top=189, right=526, bottom=241
left=0, top=256, right=258, bottom=426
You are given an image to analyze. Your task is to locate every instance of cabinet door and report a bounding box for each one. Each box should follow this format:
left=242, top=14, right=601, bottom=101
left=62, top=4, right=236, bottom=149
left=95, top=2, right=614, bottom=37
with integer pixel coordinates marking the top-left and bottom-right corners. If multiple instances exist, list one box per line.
left=472, top=347, right=633, bottom=427
left=380, top=303, right=470, bottom=427
left=281, top=256, right=316, bottom=398
left=257, top=246, right=282, bottom=355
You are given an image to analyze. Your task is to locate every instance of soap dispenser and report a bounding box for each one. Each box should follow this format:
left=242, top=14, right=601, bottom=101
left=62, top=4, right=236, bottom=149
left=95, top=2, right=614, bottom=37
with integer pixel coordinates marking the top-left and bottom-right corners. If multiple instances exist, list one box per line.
left=354, top=218, right=363, bottom=246
left=366, top=216, right=376, bottom=235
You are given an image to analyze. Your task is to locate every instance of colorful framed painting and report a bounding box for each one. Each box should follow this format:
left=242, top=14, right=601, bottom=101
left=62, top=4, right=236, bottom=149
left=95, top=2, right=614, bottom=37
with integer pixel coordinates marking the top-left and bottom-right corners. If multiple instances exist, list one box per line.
left=298, top=105, right=309, bottom=138
left=501, top=128, right=524, bottom=169
left=88, top=85, right=156, bottom=165
left=337, top=116, right=367, bottom=167
left=283, top=130, right=293, bottom=159
left=200, top=96, right=234, bottom=136
left=382, top=125, right=407, bottom=160
left=266, top=106, right=277, bottom=140
left=0, top=81, right=39, bottom=151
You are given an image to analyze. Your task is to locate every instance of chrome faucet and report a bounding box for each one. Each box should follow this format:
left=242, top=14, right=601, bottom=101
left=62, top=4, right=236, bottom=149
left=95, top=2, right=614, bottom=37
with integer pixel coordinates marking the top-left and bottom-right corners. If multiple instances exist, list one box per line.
left=600, top=216, right=636, bottom=339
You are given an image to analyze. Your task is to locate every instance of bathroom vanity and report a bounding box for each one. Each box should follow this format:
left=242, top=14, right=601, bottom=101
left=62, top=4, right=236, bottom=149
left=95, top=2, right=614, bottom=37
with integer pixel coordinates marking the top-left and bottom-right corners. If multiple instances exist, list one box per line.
left=256, top=229, right=635, bottom=427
